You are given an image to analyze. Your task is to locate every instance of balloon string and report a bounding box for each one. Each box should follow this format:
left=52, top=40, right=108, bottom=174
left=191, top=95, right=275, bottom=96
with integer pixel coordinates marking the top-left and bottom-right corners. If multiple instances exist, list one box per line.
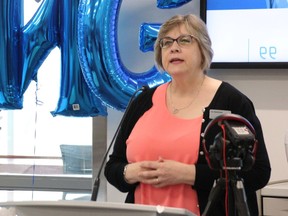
left=31, top=81, right=43, bottom=199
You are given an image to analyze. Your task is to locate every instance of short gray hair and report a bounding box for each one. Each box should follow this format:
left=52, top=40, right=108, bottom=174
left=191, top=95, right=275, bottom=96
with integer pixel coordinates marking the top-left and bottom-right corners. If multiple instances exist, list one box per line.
left=154, top=14, right=213, bottom=72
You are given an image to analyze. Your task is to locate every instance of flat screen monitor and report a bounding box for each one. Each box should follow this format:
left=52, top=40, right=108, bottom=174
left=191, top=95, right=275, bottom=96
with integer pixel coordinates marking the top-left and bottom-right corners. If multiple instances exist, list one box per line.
left=200, top=0, right=288, bottom=68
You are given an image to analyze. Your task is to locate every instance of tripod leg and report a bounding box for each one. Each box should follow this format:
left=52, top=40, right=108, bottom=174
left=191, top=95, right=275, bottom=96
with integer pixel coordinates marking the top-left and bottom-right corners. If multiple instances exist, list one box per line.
left=202, top=179, right=226, bottom=216
left=232, top=179, right=250, bottom=216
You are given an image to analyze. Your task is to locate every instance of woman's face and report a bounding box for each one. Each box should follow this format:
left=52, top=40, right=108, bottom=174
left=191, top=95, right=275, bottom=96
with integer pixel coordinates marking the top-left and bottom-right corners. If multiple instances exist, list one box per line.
left=160, top=24, right=202, bottom=77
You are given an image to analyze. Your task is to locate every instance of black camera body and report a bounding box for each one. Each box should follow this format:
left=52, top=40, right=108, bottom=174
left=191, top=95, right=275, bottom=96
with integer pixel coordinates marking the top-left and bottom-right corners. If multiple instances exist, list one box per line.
left=202, top=114, right=257, bottom=171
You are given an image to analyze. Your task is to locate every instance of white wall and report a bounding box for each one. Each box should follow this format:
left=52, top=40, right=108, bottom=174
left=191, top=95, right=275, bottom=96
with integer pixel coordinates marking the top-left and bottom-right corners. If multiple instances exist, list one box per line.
left=107, top=0, right=288, bottom=202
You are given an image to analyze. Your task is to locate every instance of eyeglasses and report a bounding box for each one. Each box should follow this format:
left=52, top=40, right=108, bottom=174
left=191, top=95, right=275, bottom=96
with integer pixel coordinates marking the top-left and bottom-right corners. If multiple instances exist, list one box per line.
left=159, top=34, right=195, bottom=49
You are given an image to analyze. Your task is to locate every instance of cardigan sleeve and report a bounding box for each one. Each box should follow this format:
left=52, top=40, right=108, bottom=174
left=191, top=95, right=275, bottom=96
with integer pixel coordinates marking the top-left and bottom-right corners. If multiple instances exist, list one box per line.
left=104, top=87, right=155, bottom=193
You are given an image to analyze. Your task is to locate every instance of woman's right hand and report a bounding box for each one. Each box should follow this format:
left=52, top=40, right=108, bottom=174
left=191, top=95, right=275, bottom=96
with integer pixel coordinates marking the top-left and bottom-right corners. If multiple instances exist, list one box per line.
left=124, top=161, right=157, bottom=184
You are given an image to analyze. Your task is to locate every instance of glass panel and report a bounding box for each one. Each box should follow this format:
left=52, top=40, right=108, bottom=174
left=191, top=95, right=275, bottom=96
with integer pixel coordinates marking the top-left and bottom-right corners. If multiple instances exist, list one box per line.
left=0, top=48, right=92, bottom=177
left=0, top=1, right=93, bottom=200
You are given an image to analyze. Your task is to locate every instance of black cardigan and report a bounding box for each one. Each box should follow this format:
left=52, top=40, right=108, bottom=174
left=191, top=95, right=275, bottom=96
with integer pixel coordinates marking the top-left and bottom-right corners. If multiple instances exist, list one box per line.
left=104, top=82, right=271, bottom=216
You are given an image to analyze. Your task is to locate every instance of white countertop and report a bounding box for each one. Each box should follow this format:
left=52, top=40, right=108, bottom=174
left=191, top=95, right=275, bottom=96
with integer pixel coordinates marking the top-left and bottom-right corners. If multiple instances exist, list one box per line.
left=261, top=181, right=288, bottom=197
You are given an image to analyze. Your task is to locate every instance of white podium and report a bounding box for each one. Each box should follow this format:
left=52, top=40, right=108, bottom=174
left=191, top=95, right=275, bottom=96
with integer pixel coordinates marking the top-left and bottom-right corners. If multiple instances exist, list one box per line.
left=0, top=201, right=196, bottom=216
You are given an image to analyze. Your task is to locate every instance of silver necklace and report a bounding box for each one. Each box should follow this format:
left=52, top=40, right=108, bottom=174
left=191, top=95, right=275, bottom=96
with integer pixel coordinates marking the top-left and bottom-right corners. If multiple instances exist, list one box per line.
left=169, top=76, right=205, bottom=114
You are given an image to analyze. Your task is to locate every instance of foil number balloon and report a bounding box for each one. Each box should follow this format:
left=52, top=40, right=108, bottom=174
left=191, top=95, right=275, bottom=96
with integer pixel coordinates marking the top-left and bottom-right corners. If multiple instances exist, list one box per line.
left=78, top=0, right=192, bottom=111
left=51, top=0, right=107, bottom=116
left=78, top=0, right=160, bottom=111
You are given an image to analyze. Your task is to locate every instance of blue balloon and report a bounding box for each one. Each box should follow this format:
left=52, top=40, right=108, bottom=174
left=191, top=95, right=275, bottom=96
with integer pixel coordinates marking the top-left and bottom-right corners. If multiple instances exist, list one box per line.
left=21, top=0, right=59, bottom=94
left=0, top=0, right=24, bottom=108
left=157, top=0, right=192, bottom=9
left=0, top=0, right=106, bottom=116
left=0, top=0, right=59, bottom=109
left=139, top=23, right=161, bottom=52
left=78, top=0, right=171, bottom=111
left=51, top=0, right=107, bottom=116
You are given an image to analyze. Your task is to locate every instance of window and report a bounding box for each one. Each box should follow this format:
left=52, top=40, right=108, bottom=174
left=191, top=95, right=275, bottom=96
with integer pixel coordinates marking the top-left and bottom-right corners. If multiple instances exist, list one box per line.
left=0, top=1, right=95, bottom=201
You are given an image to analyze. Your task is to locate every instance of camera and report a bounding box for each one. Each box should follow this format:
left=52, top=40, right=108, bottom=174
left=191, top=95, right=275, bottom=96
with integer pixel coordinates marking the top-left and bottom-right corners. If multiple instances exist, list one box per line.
left=202, top=114, right=257, bottom=171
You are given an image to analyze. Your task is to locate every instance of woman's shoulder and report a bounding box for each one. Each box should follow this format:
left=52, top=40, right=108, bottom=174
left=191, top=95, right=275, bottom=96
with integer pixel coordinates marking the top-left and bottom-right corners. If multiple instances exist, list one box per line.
left=136, top=83, right=164, bottom=99
left=203, top=75, right=245, bottom=97
left=132, top=85, right=159, bottom=109
left=206, top=77, right=238, bottom=92
left=218, top=81, right=249, bottom=98
left=210, top=79, right=255, bottom=111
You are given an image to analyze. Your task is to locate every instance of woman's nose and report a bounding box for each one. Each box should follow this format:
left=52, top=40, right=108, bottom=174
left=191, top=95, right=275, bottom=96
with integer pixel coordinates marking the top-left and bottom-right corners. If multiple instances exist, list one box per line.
left=170, top=42, right=181, bottom=52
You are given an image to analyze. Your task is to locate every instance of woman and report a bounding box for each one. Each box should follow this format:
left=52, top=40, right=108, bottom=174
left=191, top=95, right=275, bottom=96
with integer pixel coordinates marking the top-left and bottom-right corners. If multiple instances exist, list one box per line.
left=104, top=14, right=271, bottom=215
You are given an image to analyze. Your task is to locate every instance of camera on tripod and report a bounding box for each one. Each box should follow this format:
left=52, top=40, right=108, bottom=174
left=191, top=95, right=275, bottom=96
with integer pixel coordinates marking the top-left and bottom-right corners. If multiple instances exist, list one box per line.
left=203, top=113, right=257, bottom=171
left=202, top=114, right=258, bottom=216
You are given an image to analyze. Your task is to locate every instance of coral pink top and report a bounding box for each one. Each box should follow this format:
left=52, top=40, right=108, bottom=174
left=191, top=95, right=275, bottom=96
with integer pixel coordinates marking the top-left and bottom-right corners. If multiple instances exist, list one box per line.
left=126, top=83, right=201, bottom=215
